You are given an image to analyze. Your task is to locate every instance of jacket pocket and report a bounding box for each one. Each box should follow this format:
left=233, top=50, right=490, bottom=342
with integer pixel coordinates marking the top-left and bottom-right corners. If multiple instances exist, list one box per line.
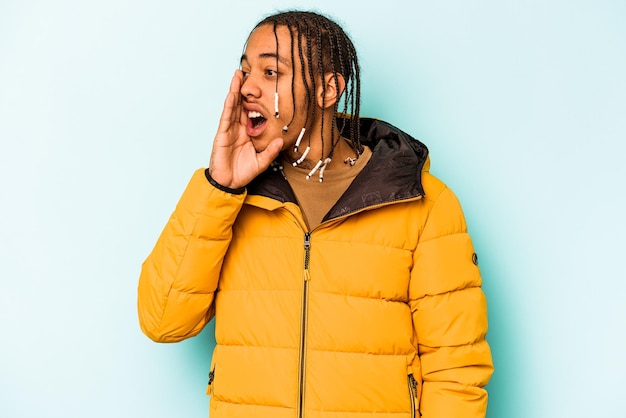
left=408, top=373, right=420, bottom=418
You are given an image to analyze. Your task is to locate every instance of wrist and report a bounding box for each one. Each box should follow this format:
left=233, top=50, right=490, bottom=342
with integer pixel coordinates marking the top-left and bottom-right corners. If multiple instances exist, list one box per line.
left=204, top=169, right=246, bottom=195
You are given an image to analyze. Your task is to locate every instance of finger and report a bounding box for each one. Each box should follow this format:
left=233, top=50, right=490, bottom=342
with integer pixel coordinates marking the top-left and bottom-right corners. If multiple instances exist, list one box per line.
left=217, top=92, right=234, bottom=135
left=217, top=71, right=241, bottom=135
left=232, top=70, right=248, bottom=129
left=255, top=137, right=284, bottom=172
left=239, top=100, right=248, bottom=126
left=232, top=69, right=243, bottom=89
left=230, top=70, right=243, bottom=126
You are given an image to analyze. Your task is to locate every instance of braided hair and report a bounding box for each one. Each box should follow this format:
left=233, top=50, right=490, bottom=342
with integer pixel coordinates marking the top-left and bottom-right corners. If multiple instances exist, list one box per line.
left=252, top=10, right=362, bottom=162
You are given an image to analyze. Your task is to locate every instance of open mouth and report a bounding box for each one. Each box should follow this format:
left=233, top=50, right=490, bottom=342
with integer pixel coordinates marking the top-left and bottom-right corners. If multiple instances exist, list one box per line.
left=248, top=111, right=267, bottom=130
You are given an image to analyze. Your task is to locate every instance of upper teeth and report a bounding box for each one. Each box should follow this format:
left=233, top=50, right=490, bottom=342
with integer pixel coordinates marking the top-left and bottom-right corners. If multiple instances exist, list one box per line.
left=248, top=111, right=263, bottom=118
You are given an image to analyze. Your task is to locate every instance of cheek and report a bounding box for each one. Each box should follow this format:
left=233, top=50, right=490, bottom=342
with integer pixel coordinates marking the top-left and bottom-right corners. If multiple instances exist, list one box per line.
left=277, top=90, right=300, bottom=121
left=278, top=77, right=310, bottom=118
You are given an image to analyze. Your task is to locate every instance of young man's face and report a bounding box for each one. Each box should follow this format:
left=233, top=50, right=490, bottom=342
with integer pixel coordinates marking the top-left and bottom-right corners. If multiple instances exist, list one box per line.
left=240, top=24, right=311, bottom=153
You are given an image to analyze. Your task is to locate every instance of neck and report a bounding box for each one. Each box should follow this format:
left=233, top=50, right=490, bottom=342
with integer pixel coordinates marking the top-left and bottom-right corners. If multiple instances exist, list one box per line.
left=283, top=108, right=359, bottom=165
left=284, top=124, right=358, bottom=170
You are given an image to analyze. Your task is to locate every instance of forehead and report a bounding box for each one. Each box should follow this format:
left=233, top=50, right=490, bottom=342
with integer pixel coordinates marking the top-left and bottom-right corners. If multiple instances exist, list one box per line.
left=242, top=24, right=294, bottom=66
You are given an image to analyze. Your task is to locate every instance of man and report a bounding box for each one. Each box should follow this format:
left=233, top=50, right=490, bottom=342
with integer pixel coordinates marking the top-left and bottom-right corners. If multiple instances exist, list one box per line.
left=138, top=10, right=493, bottom=418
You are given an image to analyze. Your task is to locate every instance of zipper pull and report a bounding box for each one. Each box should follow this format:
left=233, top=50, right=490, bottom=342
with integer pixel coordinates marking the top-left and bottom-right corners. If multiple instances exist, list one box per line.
left=408, top=374, right=421, bottom=417
left=206, top=370, right=215, bottom=395
left=303, top=233, right=311, bottom=281
left=303, top=233, right=311, bottom=273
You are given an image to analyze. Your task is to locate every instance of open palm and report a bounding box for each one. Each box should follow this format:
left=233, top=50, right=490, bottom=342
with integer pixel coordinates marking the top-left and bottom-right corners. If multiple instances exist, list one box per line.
left=208, top=70, right=283, bottom=189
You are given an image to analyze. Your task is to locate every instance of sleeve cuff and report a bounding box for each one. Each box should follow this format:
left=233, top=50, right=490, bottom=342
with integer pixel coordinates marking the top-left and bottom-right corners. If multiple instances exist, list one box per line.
left=204, top=168, right=246, bottom=195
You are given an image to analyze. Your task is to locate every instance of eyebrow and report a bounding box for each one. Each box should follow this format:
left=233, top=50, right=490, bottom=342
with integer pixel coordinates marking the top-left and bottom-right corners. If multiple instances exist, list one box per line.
left=240, top=53, right=291, bottom=68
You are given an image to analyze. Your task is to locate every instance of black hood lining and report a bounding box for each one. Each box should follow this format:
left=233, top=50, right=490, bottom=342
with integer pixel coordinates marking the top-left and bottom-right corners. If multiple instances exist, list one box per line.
left=247, top=117, right=428, bottom=220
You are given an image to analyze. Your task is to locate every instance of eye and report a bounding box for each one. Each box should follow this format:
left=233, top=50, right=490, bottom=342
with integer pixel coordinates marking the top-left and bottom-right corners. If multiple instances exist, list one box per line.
left=265, top=69, right=277, bottom=77
left=241, top=70, right=250, bottom=78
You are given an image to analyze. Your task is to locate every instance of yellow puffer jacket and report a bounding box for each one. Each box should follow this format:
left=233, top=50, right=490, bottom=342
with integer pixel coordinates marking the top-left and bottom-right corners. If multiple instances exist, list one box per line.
left=138, top=118, right=493, bottom=418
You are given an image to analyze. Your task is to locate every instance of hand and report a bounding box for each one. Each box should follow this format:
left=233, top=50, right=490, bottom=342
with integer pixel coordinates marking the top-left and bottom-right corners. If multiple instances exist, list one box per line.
left=208, top=70, right=284, bottom=189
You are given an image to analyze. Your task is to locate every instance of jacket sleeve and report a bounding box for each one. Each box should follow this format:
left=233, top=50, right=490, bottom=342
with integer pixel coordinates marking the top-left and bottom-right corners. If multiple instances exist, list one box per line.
left=409, top=185, right=494, bottom=417
left=137, top=169, right=246, bottom=342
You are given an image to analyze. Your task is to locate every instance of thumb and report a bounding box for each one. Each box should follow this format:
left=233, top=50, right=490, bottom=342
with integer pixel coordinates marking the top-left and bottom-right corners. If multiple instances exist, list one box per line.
left=256, top=137, right=284, bottom=172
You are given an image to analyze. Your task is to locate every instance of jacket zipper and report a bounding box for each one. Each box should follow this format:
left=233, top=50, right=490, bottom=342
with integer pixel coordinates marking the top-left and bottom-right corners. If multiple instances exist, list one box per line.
left=408, top=373, right=419, bottom=418
left=297, top=232, right=311, bottom=418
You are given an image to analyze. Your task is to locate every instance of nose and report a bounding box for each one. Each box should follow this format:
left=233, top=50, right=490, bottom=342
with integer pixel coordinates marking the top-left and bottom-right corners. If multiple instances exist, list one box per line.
left=240, top=72, right=261, bottom=99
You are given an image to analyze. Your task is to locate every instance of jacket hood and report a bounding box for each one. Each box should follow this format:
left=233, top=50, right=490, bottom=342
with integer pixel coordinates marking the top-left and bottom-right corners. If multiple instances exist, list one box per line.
left=247, top=117, right=429, bottom=221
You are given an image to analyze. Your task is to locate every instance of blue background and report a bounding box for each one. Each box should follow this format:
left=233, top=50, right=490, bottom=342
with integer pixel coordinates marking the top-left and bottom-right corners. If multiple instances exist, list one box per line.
left=1, top=1, right=624, bottom=417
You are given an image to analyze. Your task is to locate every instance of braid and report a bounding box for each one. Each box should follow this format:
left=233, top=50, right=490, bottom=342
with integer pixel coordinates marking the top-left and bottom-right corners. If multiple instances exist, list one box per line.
left=314, top=15, right=327, bottom=159
left=273, top=21, right=280, bottom=118
left=318, top=16, right=341, bottom=158
left=282, top=16, right=298, bottom=131
left=305, top=21, right=317, bottom=147
left=296, top=21, right=312, bottom=134
left=348, top=40, right=361, bottom=155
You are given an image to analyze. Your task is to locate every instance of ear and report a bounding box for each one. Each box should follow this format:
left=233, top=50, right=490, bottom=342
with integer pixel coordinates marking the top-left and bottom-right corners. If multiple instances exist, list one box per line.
left=316, top=72, right=346, bottom=109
